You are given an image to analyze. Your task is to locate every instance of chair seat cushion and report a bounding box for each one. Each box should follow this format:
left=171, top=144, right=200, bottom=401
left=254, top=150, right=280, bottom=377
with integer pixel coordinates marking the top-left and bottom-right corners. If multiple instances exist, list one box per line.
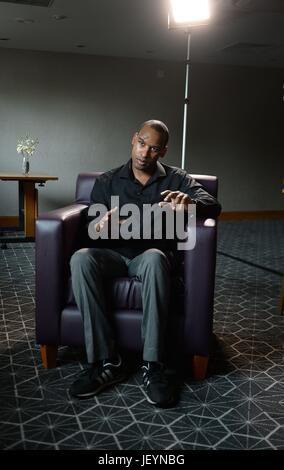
left=67, top=276, right=143, bottom=310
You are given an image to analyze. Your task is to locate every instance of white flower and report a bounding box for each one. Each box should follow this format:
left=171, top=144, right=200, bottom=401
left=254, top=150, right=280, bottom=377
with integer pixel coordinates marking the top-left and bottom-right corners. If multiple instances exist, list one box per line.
left=17, top=135, right=39, bottom=157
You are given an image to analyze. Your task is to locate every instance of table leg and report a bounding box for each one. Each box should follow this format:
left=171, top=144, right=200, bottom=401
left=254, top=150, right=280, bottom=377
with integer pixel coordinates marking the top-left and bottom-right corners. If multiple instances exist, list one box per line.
left=18, top=181, right=24, bottom=231
left=23, top=181, right=38, bottom=238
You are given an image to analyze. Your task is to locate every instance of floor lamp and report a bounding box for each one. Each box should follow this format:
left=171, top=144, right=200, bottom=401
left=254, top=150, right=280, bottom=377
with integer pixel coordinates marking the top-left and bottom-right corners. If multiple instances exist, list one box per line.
left=168, top=0, right=211, bottom=170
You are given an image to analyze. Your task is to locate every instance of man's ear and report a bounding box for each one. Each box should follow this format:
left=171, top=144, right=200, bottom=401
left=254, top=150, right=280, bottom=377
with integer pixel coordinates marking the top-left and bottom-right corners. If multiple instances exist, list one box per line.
left=131, top=132, right=138, bottom=146
left=159, top=146, right=168, bottom=159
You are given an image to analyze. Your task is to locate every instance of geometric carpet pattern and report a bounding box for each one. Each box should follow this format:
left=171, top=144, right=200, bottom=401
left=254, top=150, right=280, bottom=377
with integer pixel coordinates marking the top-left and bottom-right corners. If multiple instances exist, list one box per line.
left=0, top=220, right=284, bottom=450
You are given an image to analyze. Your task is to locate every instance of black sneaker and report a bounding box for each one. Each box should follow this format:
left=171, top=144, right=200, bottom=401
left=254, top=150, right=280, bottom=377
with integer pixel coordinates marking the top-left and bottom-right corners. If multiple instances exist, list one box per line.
left=142, top=361, right=174, bottom=407
left=70, top=355, right=126, bottom=398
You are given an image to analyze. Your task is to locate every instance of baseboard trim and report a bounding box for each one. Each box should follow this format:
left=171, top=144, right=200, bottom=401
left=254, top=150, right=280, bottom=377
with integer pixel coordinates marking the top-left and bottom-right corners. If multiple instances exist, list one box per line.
left=0, top=216, right=19, bottom=227
left=219, top=211, right=284, bottom=220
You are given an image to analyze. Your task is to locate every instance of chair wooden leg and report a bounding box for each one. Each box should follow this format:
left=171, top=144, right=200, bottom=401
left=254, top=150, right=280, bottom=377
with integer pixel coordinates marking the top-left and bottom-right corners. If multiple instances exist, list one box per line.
left=192, top=355, right=209, bottom=380
left=40, top=345, right=58, bottom=369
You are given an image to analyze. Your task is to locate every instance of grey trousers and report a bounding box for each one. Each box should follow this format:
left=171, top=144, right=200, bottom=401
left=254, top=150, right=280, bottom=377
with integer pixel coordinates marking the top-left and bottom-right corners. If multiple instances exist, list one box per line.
left=70, top=247, right=172, bottom=364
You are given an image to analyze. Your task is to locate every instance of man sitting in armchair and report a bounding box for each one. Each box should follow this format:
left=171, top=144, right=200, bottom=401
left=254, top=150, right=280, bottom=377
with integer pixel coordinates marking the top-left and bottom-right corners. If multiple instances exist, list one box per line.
left=69, top=119, right=221, bottom=407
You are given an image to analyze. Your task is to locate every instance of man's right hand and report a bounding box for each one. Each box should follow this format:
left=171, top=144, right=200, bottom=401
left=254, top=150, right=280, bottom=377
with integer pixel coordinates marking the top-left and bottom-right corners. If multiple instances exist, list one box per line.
left=95, top=206, right=118, bottom=233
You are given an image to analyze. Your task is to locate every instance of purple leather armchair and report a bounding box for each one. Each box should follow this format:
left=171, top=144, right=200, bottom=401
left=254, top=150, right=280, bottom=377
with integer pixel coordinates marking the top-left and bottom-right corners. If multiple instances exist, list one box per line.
left=36, top=172, right=219, bottom=379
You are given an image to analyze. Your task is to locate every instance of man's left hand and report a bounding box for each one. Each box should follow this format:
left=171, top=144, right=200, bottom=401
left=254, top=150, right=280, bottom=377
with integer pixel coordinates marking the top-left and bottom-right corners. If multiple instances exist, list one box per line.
left=159, top=190, right=194, bottom=210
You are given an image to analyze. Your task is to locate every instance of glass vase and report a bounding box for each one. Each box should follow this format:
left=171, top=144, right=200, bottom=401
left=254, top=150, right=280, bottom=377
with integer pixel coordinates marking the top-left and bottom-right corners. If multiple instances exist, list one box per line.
left=22, top=154, right=30, bottom=175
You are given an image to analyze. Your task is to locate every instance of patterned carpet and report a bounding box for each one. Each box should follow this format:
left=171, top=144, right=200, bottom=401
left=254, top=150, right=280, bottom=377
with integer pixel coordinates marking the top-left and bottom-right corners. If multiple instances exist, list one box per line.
left=0, top=220, right=284, bottom=450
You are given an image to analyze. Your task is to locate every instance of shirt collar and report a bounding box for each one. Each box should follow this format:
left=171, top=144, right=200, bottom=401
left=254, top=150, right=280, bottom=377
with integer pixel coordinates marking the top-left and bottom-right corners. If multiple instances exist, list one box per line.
left=118, top=160, right=133, bottom=179
left=118, top=159, right=166, bottom=183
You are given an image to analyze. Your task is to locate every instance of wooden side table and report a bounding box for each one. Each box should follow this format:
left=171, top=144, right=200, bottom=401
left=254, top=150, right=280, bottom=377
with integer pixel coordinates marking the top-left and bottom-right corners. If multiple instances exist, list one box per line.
left=0, top=173, right=58, bottom=246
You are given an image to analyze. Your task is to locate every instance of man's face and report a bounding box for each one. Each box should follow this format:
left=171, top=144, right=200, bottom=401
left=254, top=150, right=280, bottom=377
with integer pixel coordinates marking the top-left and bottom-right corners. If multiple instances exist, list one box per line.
left=131, top=125, right=167, bottom=173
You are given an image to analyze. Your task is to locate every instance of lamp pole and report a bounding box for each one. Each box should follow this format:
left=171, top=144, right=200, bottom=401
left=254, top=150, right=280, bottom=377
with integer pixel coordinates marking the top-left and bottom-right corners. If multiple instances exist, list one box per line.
left=181, top=31, right=191, bottom=170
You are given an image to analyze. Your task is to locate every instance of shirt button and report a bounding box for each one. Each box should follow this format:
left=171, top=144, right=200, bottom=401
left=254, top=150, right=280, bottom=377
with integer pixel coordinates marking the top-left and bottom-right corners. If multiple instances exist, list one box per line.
left=137, top=191, right=141, bottom=195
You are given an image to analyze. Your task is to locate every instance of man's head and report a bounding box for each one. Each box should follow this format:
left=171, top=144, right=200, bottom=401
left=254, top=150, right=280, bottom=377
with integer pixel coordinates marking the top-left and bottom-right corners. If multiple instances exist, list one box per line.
left=131, top=120, right=169, bottom=174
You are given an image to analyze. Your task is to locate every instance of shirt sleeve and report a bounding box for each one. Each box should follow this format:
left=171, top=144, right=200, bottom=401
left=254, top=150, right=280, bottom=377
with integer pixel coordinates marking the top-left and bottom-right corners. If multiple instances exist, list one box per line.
left=90, top=177, right=110, bottom=207
left=179, top=173, right=222, bottom=218
left=84, top=177, right=110, bottom=230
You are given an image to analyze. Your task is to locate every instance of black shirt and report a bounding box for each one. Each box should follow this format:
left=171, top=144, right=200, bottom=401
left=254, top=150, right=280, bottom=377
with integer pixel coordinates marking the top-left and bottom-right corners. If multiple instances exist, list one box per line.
left=87, top=160, right=221, bottom=258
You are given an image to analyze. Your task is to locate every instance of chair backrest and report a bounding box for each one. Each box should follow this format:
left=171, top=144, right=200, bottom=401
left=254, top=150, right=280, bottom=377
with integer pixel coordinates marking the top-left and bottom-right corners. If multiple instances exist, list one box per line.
left=75, top=171, right=218, bottom=204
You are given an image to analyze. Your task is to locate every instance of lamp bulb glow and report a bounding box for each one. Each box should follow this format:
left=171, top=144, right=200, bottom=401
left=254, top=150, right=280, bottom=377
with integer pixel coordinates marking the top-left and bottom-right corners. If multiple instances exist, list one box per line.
left=170, top=0, right=210, bottom=24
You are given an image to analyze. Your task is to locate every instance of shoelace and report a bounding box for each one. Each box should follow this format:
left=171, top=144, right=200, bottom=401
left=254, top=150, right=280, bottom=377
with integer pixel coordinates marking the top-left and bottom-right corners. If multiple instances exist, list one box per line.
left=103, top=355, right=122, bottom=369
left=93, top=356, right=122, bottom=383
left=143, top=362, right=167, bottom=385
left=76, top=355, right=121, bottom=379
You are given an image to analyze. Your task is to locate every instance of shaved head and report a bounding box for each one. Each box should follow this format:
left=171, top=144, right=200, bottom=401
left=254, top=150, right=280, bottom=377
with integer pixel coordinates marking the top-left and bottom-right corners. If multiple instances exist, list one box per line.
left=138, top=120, right=169, bottom=148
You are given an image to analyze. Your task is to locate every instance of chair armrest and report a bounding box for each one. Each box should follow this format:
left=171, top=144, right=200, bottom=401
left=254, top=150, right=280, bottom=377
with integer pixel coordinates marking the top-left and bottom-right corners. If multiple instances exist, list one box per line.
left=183, top=218, right=218, bottom=356
left=35, top=203, right=87, bottom=345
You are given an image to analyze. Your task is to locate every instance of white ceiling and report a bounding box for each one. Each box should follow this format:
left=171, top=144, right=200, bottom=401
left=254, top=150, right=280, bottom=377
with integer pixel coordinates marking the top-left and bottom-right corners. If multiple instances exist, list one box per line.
left=0, top=0, right=284, bottom=68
